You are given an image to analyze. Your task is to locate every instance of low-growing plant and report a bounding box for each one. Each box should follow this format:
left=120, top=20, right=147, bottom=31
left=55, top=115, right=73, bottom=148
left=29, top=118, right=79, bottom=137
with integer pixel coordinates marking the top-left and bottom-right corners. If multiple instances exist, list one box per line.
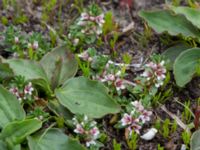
left=157, top=144, right=164, bottom=150
left=182, top=130, right=191, bottom=148
left=0, top=26, right=52, bottom=60
left=68, top=4, right=105, bottom=48
left=113, top=139, right=121, bottom=150
left=126, top=131, right=138, bottom=150
left=182, top=101, right=192, bottom=124
left=139, top=6, right=200, bottom=87
left=162, top=119, right=170, bottom=138
left=0, top=45, right=120, bottom=149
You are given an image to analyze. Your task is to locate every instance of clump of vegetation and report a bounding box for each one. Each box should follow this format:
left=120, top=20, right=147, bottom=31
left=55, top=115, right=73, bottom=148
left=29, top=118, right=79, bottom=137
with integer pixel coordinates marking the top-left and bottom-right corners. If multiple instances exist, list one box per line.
left=0, top=0, right=200, bottom=149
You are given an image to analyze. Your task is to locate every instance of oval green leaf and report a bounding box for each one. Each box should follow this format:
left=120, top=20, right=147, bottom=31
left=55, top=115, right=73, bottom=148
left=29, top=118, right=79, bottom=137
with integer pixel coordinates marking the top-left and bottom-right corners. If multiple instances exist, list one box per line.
left=139, top=10, right=200, bottom=39
left=55, top=77, right=120, bottom=118
left=40, top=45, right=78, bottom=89
left=172, top=6, right=200, bottom=29
left=162, top=43, right=191, bottom=69
left=6, top=59, right=51, bottom=93
left=6, top=59, right=48, bottom=82
left=0, top=119, right=42, bottom=145
left=27, top=128, right=86, bottom=150
left=0, top=86, right=25, bottom=128
left=173, top=48, right=200, bottom=87
left=191, top=129, right=200, bottom=150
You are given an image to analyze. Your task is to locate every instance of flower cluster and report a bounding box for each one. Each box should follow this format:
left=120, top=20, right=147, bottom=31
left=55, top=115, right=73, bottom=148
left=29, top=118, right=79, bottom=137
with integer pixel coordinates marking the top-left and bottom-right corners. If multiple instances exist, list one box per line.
left=120, top=101, right=152, bottom=136
left=141, top=61, right=166, bottom=88
left=78, top=12, right=105, bottom=35
left=9, top=82, right=34, bottom=102
left=96, top=62, right=126, bottom=91
left=68, top=10, right=105, bottom=46
left=28, top=41, right=39, bottom=50
left=72, top=115, right=100, bottom=147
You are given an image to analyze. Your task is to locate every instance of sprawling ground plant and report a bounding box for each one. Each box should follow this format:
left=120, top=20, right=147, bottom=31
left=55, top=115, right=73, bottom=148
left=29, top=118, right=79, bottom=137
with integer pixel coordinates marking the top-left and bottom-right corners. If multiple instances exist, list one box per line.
left=139, top=6, right=200, bottom=88
left=0, top=45, right=120, bottom=149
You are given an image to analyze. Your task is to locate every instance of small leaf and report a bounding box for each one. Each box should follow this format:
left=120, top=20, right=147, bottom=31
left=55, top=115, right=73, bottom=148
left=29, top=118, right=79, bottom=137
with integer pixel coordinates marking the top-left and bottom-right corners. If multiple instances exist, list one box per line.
left=27, top=128, right=86, bottom=150
left=191, top=129, right=200, bottom=150
left=172, top=6, right=200, bottom=29
left=0, top=60, right=14, bottom=82
left=162, top=43, right=191, bottom=69
left=40, top=45, right=78, bottom=88
left=0, top=119, right=42, bottom=145
left=139, top=10, right=200, bottom=39
left=174, top=48, right=200, bottom=87
left=0, top=85, right=25, bottom=128
left=55, top=77, right=120, bottom=118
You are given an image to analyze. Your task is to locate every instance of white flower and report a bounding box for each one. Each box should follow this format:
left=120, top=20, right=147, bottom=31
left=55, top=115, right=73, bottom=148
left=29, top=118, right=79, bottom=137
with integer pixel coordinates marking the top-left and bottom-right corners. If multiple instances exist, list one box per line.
left=74, top=124, right=85, bottom=134
left=104, top=74, right=115, bottom=81
left=139, top=110, right=152, bottom=123
left=84, top=115, right=88, bottom=121
left=115, top=78, right=126, bottom=91
left=95, top=14, right=105, bottom=26
left=24, top=82, right=34, bottom=95
left=128, top=122, right=142, bottom=135
left=131, top=101, right=144, bottom=112
left=73, top=38, right=79, bottom=46
left=80, top=12, right=89, bottom=20
left=14, top=36, right=19, bottom=44
left=33, top=41, right=39, bottom=49
left=77, top=51, right=91, bottom=61
left=86, top=140, right=96, bottom=147
left=28, top=43, right=32, bottom=48
left=121, top=113, right=133, bottom=126
left=96, top=28, right=102, bottom=35
left=89, top=127, right=100, bottom=139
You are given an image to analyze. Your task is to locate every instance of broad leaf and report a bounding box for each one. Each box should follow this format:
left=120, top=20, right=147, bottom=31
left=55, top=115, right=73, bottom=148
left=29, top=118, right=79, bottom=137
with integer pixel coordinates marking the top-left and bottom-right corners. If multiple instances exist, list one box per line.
left=174, top=48, right=200, bottom=87
left=191, top=129, right=200, bottom=150
left=0, top=86, right=25, bottom=128
left=55, top=77, right=120, bottom=118
left=6, top=59, right=48, bottom=82
left=162, top=43, right=191, bottom=69
left=0, top=119, right=42, bottom=145
left=139, top=10, right=200, bottom=39
left=40, top=45, right=78, bottom=89
left=172, top=6, right=200, bottom=29
left=6, top=59, right=51, bottom=93
left=27, top=128, right=85, bottom=150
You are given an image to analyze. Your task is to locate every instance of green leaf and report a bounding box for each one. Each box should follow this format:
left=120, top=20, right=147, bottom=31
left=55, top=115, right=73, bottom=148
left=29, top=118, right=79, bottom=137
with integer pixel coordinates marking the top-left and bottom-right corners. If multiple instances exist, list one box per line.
left=172, top=6, right=200, bottom=29
left=5, top=59, right=51, bottom=93
left=6, top=59, right=48, bottom=82
left=0, top=140, right=7, bottom=149
left=162, top=43, right=191, bottom=69
left=139, top=10, right=200, bottom=39
left=0, top=119, right=42, bottom=145
left=0, top=85, right=25, bottom=128
left=48, top=100, right=73, bottom=120
left=55, top=77, right=120, bottom=118
left=40, top=45, right=78, bottom=89
left=174, top=48, right=200, bottom=87
left=27, top=128, right=86, bottom=150
left=191, top=129, right=200, bottom=150
left=0, top=60, right=14, bottom=82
